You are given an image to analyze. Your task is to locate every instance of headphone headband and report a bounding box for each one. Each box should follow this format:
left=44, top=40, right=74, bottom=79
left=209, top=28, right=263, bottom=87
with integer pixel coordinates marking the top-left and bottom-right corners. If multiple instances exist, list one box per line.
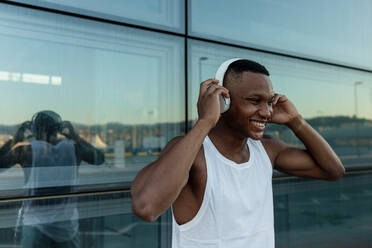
left=215, top=58, right=243, bottom=86
left=214, top=58, right=243, bottom=113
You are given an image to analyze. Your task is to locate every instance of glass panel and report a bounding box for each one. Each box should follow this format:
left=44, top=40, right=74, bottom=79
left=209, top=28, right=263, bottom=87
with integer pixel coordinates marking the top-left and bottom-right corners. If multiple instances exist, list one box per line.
left=190, top=0, right=372, bottom=70
left=8, top=0, right=185, bottom=33
left=274, top=173, right=372, bottom=247
left=0, top=192, right=172, bottom=247
left=189, top=40, right=372, bottom=169
left=0, top=4, right=185, bottom=197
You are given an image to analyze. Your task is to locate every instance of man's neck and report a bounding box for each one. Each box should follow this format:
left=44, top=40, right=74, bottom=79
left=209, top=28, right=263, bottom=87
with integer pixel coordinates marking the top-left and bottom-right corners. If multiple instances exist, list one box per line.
left=208, top=118, right=249, bottom=161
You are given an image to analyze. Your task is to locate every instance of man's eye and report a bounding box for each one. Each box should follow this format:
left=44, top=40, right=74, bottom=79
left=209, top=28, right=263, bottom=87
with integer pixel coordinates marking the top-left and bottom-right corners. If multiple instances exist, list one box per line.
left=247, top=98, right=260, bottom=104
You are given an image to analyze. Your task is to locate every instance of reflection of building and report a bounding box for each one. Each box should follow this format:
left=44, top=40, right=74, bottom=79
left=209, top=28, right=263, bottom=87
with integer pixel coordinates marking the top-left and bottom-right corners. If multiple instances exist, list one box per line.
left=266, top=116, right=372, bottom=166
left=1, top=116, right=371, bottom=163
left=143, top=136, right=166, bottom=151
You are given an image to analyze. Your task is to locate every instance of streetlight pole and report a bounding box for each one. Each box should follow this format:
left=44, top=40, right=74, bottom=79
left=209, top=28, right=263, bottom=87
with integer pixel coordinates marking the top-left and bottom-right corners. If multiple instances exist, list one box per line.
left=354, top=81, right=363, bottom=157
left=198, top=57, right=208, bottom=83
left=354, top=81, right=363, bottom=118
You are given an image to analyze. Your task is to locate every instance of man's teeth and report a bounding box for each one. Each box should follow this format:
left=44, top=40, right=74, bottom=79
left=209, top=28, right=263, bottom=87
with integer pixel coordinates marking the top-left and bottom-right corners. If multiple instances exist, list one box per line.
left=252, top=121, right=266, bottom=128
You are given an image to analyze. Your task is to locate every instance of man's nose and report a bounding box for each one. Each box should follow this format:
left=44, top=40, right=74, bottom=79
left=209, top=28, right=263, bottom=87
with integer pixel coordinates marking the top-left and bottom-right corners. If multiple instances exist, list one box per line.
left=258, top=104, right=272, bottom=118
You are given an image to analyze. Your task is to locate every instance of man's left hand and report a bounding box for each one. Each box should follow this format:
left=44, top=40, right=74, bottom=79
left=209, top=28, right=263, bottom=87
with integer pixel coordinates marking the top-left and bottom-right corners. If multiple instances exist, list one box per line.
left=270, top=94, right=301, bottom=127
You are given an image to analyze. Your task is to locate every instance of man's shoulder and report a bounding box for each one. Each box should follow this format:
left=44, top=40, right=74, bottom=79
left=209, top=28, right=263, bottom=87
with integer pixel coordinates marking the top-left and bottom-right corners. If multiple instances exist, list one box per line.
left=259, top=134, right=288, bottom=163
left=160, top=136, right=183, bottom=156
left=162, top=136, right=205, bottom=170
left=161, top=135, right=205, bottom=155
left=260, top=134, right=285, bottom=147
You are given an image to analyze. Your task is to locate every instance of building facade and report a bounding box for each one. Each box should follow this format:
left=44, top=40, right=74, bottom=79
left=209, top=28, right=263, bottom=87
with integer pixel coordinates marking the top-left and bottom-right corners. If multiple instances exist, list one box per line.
left=0, top=0, right=371, bottom=247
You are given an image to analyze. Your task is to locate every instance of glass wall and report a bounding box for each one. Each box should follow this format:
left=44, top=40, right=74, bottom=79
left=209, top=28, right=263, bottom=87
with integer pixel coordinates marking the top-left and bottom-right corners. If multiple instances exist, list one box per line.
left=0, top=1, right=372, bottom=247
left=9, top=0, right=185, bottom=33
left=0, top=174, right=371, bottom=248
left=0, top=4, right=185, bottom=197
left=274, top=173, right=372, bottom=247
left=189, top=0, right=372, bottom=70
left=0, top=192, right=172, bottom=247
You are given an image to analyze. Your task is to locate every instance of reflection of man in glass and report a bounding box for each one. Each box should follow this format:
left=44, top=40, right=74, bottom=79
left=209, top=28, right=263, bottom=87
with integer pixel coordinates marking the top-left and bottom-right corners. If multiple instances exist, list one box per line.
left=0, top=110, right=104, bottom=248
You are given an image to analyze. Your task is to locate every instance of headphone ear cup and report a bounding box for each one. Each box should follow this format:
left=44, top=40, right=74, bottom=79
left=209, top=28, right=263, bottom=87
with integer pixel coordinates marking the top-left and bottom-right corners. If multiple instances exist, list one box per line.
left=215, top=58, right=241, bottom=113
left=224, top=97, right=230, bottom=113
left=219, top=95, right=230, bottom=113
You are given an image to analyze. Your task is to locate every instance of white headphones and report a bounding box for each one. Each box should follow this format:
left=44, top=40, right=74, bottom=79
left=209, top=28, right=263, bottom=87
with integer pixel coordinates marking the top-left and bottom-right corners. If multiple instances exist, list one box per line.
left=215, top=58, right=243, bottom=113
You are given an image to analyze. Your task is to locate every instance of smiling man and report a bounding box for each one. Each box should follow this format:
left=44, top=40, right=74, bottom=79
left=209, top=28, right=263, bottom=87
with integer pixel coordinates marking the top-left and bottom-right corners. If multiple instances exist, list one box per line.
left=131, top=59, right=345, bottom=248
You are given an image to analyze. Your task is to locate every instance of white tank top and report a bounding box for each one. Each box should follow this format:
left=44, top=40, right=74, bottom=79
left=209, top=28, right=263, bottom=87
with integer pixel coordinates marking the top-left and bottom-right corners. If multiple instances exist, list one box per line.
left=172, top=136, right=274, bottom=248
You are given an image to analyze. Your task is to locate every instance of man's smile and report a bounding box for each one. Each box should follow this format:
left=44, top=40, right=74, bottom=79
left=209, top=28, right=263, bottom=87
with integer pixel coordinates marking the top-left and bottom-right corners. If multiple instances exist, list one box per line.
left=250, top=119, right=267, bottom=130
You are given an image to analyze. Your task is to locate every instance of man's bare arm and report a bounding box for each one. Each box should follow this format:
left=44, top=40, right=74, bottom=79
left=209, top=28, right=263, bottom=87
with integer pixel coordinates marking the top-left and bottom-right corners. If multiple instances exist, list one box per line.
left=0, top=145, right=31, bottom=169
left=131, top=79, right=229, bottom=222
left=266, top=94, right=345, bottom=180
left=267, top=117, right=345, bottom=180
left=131, top=120, right=211, bottom=221
left=0, top=122, right=32, bottom=169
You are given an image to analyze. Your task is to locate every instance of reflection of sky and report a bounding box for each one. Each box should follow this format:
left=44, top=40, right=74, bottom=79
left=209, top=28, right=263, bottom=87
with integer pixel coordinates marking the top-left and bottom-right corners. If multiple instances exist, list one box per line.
left=0, top=37, right=183, bottom=125
left=190, top=40, right=372, bottom=121
left=0, top=5, right=184, bottom=125
left=191, top=0, right=372, bottom=70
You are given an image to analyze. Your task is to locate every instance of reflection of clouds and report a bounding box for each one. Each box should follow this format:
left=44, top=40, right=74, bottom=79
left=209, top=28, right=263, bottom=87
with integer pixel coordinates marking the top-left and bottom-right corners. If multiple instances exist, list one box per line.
left=23, top=73, right=49, bottom=85
left=0, top=70, right=62, bottom=86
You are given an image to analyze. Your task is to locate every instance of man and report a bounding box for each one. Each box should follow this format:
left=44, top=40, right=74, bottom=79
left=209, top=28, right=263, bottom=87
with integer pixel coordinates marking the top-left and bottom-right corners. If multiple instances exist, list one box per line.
left=0, top=110, right=104, bottom=248
left=131, top=59, right=345, bottom=247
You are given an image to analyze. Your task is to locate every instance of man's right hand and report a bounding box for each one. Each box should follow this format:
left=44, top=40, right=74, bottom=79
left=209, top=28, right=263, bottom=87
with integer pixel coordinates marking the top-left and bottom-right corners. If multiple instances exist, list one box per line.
left=197, top=79, right=229, bottom=128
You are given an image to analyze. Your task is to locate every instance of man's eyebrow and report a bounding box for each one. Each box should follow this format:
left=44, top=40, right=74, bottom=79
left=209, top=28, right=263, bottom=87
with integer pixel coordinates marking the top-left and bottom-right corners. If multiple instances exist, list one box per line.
left=246, top=93, right=275, bottom=99
left=247, top=94, right=263, bottom=97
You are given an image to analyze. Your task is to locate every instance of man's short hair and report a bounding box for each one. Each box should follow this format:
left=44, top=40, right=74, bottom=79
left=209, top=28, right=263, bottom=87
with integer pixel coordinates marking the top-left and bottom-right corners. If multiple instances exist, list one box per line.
left=224, top=59, right=270, bottom=86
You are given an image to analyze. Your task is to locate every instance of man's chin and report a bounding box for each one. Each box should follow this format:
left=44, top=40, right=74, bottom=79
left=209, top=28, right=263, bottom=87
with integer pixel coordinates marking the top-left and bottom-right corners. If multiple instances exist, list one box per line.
left=248, top=131, right=264, bottom=140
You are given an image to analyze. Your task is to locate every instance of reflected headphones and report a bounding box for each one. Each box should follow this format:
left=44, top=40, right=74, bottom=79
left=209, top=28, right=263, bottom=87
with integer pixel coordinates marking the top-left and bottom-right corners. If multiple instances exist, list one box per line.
left=215, top=58, right=243, bottom=113
left=30, top=110, right=62, bottom=135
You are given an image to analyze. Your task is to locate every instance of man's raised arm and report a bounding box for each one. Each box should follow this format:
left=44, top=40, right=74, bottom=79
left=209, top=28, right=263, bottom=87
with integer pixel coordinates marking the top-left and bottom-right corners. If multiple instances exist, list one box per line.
left=266, top=94, right=345, bottom=180
left=131, top=79, right=229, bottom=222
